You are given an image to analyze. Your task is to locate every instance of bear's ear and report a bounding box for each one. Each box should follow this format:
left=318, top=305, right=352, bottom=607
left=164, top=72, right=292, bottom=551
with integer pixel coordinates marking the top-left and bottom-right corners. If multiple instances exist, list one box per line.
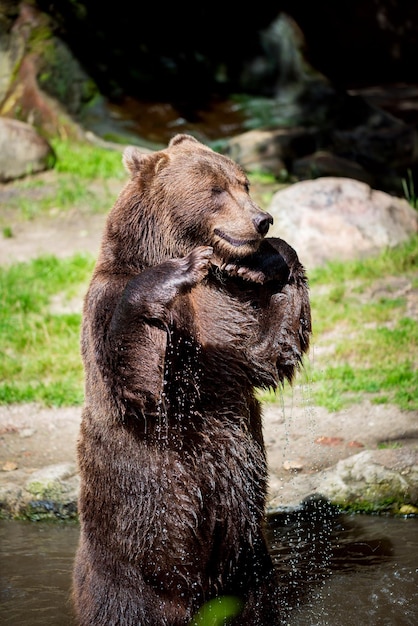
left=168, top=134, right=201, bottom=148
left=122, top=147, right=151, bottom=176
left=123, top=146, right=169, bottom=177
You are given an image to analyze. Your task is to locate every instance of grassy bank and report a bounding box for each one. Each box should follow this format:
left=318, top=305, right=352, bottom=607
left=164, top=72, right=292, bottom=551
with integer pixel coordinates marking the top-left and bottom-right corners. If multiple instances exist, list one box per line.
left=0, top=254, right=93, bottom=405
left=1, top=235, right=417, bottom=409
left=0, top=139, right=125, bottom=228
left=306, top=235, right=418, bottom=411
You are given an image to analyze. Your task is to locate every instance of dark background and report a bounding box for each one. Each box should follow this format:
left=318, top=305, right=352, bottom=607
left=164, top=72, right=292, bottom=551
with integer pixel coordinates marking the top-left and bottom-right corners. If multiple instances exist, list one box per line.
left=35, top=0, right=418, bottom=103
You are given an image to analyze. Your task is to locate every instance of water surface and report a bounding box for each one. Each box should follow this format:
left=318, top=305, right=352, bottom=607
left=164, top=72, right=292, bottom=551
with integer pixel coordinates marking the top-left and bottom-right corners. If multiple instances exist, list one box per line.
left=0, top=507, right=417, bottom=625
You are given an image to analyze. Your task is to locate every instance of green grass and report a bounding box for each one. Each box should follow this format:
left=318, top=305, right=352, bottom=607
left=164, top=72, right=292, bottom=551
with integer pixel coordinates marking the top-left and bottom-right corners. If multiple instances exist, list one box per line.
left=309, top=233, right=418, bottom=286
left=0, top=139, right=126, bottom=220
left=301, top=234, right=418, bottom=411
left=51, top=139, right=126, bottom=179
left=0, top=254, right=94, bottom=405
left=402, top=169, right=418, bottom=209
left=1, top=237, right=417, bottom=409
left=0, top=139, right=126, bottom=405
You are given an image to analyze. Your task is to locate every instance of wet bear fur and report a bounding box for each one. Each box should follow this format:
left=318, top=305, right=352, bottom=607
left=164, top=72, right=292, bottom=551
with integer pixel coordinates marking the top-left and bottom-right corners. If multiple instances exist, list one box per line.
left=72, top=134, right=311, bottom=625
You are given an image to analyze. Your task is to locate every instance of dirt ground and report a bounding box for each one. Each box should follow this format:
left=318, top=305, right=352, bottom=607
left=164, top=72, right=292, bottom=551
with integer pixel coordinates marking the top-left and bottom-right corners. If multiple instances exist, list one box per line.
left=1, top=391, right=417, bottom=511
left=1, top=172, right=417, bottom=511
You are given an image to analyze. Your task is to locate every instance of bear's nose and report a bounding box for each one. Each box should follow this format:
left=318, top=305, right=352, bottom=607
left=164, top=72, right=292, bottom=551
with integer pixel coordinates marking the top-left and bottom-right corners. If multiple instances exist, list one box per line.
left=253, top=212, right=273, bottom=236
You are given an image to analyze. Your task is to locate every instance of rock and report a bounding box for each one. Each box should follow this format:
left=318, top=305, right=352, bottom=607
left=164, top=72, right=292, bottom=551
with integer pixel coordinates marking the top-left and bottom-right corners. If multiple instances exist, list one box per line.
left=222, top=89, right=418, bottom=195
left=317, top=449, right=418, bottom=511
left=2, top=461, right=18, bottom=472
left=25, top=462, right=78, bottom=497
left=267, top=177, right=418, bottom=269
left=0, top=405, right=82, bottom=519
left=0, top=117, right=55, bottom=182
left=331, top=96, right=418, bottom=171
left=222, top=127, right=319, bottom=177
left=241, top=13, right=339, bottom=127
left=0, top=3, right=94, bottom=140
left=293, top=150, right=374, bottom=186
left=265, top=399, right=418, bottom=512
left=283, top=459, right=304, bottom=472
left=20, top=463, right=79, bottom=520
left=0, top=1, right=21, bottom=105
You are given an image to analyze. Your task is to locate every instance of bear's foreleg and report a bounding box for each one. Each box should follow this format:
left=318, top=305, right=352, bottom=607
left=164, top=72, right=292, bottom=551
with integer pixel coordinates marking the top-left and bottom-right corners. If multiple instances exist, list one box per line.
left=110, top=246, right=213, bottom=330
left=238, top=238, right=311, bottom=386
left=99, top=246, right=213, bottom=413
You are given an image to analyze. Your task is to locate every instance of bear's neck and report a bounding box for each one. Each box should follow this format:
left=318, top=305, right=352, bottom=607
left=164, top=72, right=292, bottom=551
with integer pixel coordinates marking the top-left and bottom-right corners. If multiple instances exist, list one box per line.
left=97, top=193, right=199, bottom=273
left=98, top=219, right=188, bottom=275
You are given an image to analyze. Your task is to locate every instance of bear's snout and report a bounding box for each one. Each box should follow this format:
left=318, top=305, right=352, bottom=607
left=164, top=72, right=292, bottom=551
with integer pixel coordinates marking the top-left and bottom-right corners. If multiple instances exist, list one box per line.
left=253, top=212, right=273, bottom=236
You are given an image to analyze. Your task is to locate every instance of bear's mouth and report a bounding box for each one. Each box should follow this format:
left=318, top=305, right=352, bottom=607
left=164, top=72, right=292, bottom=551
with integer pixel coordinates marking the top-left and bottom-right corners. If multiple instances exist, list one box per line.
left=214, top=228, right=258, bottom=248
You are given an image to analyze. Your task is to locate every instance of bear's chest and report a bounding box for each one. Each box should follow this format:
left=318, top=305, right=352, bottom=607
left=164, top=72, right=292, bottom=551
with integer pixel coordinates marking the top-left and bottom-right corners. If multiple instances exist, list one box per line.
left=190, top=280, right=261, bottom=349
left=166, top=278, right=281, bottom=399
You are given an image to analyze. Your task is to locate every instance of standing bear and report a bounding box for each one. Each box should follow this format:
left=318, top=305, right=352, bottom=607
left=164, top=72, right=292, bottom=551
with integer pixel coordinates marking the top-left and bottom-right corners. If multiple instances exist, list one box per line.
left=72, top=134, right=311, bottom=625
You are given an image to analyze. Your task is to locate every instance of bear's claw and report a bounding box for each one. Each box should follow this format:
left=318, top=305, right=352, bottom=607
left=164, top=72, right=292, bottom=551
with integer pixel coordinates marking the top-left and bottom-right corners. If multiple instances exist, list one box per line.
left=182, top=246, right=213, bottom=284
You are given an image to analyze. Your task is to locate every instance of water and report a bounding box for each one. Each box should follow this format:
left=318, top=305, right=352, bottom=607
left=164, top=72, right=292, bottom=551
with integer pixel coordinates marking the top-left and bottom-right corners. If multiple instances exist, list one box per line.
left=0, top=506, right=417, bottom=625
left=0, top=521, right=78, bottom=625
left=105, top=96, right=247, bottom=145
left=267, top=497, right=418, bottom=625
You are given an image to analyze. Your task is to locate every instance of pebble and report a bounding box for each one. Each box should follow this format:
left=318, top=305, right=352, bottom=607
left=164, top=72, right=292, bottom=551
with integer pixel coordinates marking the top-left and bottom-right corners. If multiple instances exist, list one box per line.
left=2, top=461, right=18, bottom=472
left=283, top=460, right=304, bottom=471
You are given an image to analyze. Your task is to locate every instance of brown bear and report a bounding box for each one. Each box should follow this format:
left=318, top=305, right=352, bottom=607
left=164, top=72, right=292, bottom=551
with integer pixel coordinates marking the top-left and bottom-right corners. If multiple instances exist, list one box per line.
left=72, top=134, right=311, bottom=625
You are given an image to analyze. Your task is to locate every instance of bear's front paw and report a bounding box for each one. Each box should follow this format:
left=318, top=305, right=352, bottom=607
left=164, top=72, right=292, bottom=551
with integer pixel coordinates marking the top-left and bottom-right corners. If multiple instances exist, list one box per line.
left=179, top=246, right=213, bottom=289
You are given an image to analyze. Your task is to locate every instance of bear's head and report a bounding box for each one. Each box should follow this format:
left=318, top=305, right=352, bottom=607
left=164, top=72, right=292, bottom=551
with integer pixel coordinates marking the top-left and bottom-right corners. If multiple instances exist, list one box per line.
left=102, top=134, right=273, bottom=270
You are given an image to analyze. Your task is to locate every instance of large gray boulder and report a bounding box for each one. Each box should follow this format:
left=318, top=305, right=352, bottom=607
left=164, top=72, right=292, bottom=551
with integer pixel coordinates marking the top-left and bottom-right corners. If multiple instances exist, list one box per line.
left=268, top=177, right=418, bottom=269
left=0, top=117, right=55, bottom=182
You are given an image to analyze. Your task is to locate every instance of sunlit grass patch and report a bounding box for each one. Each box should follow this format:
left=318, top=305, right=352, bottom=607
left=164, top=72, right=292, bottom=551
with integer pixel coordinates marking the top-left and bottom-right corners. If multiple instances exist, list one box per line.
left=14, top=177, right=101, bottom=220
left=1, top=139, right=126, bottom=220
left=51, top=138, right=126, bottom=179
left=303, top=235, right=418, bottom=411
left=309, top=359, right=418, bottom=412
left=0, top=254, right=94, bottom=406
left=309, top=233, right=418, bottom=285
